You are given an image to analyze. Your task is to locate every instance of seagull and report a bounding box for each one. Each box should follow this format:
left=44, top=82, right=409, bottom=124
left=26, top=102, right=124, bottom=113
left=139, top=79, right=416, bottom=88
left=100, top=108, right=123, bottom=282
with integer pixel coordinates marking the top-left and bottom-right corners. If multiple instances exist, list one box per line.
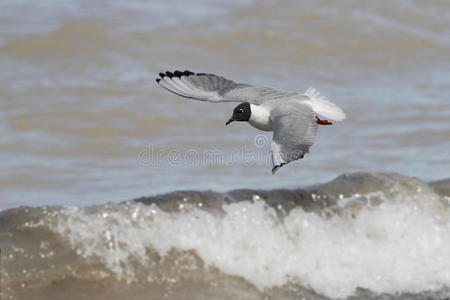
left=156, top=70, right=345, bottom=173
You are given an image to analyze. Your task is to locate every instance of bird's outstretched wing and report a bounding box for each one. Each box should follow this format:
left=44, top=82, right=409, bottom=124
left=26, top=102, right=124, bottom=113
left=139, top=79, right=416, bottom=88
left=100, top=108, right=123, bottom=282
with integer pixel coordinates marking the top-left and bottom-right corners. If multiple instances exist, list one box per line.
left=156, top=70, right=297, bottom=105
left=270, top=100, right=318, bottom=174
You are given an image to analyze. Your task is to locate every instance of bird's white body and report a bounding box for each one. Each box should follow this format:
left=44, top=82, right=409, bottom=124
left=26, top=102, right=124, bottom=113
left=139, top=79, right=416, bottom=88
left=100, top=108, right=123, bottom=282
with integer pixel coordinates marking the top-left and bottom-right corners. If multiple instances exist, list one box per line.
left=248, top=104, right=273, bottom=131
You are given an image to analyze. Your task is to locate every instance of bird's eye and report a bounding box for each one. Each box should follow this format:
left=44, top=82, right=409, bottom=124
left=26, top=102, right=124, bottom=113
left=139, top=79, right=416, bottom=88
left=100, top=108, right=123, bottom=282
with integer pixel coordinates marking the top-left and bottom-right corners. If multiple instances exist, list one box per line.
left=238, top=108, right=244, bottom=114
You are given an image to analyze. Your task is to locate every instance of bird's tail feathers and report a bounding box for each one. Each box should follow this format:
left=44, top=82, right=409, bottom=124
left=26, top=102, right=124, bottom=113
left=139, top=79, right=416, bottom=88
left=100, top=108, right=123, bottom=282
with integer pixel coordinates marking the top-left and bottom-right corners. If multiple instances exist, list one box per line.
left=303, top=88, right=346, bottom=122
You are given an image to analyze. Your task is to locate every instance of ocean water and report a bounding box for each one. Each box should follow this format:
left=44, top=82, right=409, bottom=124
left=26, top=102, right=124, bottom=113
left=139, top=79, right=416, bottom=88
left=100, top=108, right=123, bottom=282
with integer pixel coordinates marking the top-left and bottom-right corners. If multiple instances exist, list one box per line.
left=0, top=0, right=449, bottom=299
left=1, top=173, right=450, bottom=299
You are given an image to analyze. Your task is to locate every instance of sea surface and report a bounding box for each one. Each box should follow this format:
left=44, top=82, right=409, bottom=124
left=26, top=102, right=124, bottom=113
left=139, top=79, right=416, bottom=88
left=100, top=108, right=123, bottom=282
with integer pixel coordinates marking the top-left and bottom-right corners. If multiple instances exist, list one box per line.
left=0, top=0, right=449, bottom=299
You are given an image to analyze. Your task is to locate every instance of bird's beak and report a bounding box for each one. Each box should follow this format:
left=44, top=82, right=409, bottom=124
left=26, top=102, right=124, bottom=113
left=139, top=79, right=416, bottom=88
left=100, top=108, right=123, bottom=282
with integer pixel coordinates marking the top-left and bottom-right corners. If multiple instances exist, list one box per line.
left=225, top=118, right=234, bottom=126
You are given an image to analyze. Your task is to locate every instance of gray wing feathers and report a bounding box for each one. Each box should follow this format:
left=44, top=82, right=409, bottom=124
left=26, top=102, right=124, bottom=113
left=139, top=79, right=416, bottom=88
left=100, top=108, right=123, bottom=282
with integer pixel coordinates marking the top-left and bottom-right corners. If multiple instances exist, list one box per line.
left=157, top=71, right=237, bottom=102
left=156, top=70, right=296, bottom=104
left=224, top=85, right=297, bottom=104
left=270, top=101, right=318, bottom=173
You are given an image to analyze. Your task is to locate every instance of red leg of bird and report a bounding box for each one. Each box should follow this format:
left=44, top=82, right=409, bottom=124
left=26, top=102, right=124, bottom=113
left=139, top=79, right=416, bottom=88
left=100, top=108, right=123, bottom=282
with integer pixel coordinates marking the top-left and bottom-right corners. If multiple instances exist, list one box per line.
left=316, top=116, right=332, bottom=125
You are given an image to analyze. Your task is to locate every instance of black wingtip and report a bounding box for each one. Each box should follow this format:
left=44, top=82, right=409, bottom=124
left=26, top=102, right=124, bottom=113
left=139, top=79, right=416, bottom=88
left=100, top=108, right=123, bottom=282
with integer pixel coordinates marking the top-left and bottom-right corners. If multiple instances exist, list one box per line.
left=156, top=78, right=160, bottom=83
left=196, top=72, right=215, bottom=76
left=158, top=70, right=195, bottom=79
left=174, top=70, right=183, bottom=77
left=271, top=166, right=279, bottom=174
left=271, top=163, right=286, bottom=174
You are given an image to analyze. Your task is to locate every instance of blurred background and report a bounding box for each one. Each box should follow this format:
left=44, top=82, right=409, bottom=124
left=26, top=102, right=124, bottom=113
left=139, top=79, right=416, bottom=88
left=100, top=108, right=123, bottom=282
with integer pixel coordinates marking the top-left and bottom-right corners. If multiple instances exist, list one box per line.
left=1, top=0, right=449, bottom=209
left=1, top=2, right=450, bottom=300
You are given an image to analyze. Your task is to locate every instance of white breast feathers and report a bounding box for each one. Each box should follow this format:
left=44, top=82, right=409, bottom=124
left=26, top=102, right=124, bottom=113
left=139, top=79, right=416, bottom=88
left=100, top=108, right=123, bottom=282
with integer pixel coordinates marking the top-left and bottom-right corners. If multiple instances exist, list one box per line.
left=248, top=104, right=273, bottom=131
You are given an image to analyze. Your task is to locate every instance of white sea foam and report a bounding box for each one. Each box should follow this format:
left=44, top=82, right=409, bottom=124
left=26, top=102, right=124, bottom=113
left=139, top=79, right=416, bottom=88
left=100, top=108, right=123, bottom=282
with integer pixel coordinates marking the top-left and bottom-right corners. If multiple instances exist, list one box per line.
left=54, top=195, right=450, bottom=298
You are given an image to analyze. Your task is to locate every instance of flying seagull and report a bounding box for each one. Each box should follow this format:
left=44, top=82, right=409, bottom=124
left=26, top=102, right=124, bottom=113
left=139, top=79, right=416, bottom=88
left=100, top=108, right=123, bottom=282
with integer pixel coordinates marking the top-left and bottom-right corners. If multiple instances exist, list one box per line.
left=156, top=70, right=345, bottom=173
